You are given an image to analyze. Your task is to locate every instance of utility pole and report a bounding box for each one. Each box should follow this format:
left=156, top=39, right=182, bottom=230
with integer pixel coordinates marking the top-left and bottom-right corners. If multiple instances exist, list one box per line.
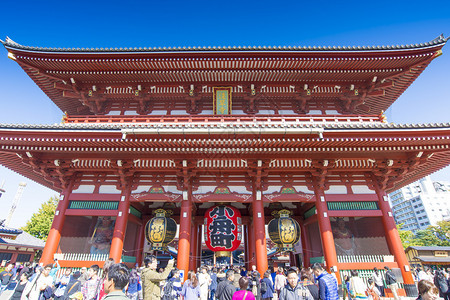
left=5, top=182, right=27, bottom=226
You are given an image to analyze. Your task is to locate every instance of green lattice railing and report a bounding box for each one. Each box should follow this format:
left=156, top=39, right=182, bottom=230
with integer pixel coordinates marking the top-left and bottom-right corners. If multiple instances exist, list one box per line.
left=327, top=201, right=379, bottom=211
left=69, top=201, right=119, bottom=210
left=129, top=206, right=142, bottom=218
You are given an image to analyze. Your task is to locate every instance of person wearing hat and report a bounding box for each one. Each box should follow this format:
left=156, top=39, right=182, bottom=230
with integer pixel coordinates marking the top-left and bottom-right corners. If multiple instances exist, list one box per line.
left=63, top=270, right=82, bottom=299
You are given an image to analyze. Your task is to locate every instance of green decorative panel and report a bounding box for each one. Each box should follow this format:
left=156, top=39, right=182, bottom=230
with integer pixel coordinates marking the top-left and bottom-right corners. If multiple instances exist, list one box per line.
left=304, top=206, right=316, bottom=219
left=310, top=256, right=324, bottom=264
left=69, top=201, right=119, bottom=210
left=129, top=206, right=142, bottom=218
left=327, top=201, right=379, bottom=211
left=122, top=255, right=136, bottom=263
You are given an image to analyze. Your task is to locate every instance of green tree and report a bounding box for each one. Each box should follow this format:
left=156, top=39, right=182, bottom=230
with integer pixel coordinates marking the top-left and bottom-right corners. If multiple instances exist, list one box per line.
left=21, top=196, right=58, bottom=240
left=397, top=223, right=417, bottom=248
left=429, top=221, right=450, bottom=246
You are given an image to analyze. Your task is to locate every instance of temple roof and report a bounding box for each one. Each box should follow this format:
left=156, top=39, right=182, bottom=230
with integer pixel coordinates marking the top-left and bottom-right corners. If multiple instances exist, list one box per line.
left=0, top=119, right=449, bottom=193
left=1, top=36, right=447, bottom=116
left=2, top=35, right=447, bottom=53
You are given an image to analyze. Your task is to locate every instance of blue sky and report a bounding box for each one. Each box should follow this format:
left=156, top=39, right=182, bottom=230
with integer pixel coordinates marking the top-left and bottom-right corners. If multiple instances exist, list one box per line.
left=0, top=0, right=449, bottom=227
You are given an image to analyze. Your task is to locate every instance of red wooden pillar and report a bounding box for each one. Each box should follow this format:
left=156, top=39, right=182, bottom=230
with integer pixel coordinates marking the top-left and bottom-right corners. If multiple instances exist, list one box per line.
left=243, top=224, right=250, bottom=270
left=252, top=186, right=268, bottom=277
left=135, top=217, right=147, bottom=267
left=373, top=179, right=416, bottom=295
left=40, top=178, right=75, bottom=265
left=196, top=223, right=202, bottom=269
left=248, top=219, right=256, bottom=268
left=313, top=179, right=340, bottom=283
left=300, top=222, right=311, bottom=268
left=177, top=186, right=192, bottom=281
left=110, top=186, right=131, bottom=262
left=189, top=221, right=198, bottom=271
left=11, top=251, right=18, bottom=264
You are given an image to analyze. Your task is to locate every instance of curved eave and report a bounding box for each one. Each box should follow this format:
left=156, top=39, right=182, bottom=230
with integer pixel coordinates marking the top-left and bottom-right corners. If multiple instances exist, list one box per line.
left=2, top=35, right=447, bottom=54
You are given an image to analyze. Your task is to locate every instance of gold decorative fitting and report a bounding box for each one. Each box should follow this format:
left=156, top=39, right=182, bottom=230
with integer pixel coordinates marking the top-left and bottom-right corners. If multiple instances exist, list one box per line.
left=88, top=90, right=93, bottom=97
left=215, top=251, right=232, bottom=257
left=154, top=208, right=173, bottom=217
left=354, top=89, right=359, bottom=96
left=134, top=90, right=139, bottom=96
left=435, top=49, right=443, bottom=57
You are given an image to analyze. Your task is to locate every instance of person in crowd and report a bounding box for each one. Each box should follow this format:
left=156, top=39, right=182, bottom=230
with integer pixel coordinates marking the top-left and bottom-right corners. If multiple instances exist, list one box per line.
left=141, top=255, right=175, bottom=300
left=311, top=263, right=339, bottom=300
left=417, top=280, right=440, bottom=300
left=274, top=267, right=287, bottom=297
left=279, top=269, right=313, bottom=300
left=209, top=267, right=218, bottom=300
left=233, top=267, right=242, bottom=290
left=434, top=270, right=449, bottom=300
left=240, top=267, right=248, bottom=277
left=54, top=267, right=73, bottom=300
left=249, top=265, right=261, bottom=300
left=300, top=268, right=319, bottom=300
left=0, top=263, right=14, bottom=295
left=367, top=278, right=381, bottom=300
left=233, top=276, right=256, bottom=300
left=199, top=266, right=211, bottom=300
left=82, top=264, right=102, bottom=300
left=216, top=270, right=236, bottom=300
left=49, top=259, right=61, bottom=283
left=19, top=262, right=31, bottom=279
left=63, top=271, right=82, bottom=299
left=217, top=269, right=227, bottom=284
left=261, top=270, right=275, bottom=300
left=163, top=268, right=182, bottom=300
left=79, top=267, right=89, bottom=286
left=342, top=275, right=352, bottom=300
left=9, top=272, right=30, bottom=300
left=349, top=270, right=368, bottom=300
left=24, top=263, right=54, bottom=300
left=102, top=263, right=130, bottom=300
left=384, top=266, right=399, bottom=300
left=371, top=268, right=385, bottom=297
left=126, top=267, right=142, bottom=300
left=98, top=258, right=116, bottom=300
left=181, top=270, right=201, bottom=300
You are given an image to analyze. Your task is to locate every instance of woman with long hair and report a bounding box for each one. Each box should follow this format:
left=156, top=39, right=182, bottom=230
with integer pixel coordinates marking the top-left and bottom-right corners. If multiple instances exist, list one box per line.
left=126, top=267, right=143, bottom=300
left=349, top=270, right=368, bottom=300
left=181, top=271, right=200, bottom=300
left=274, top=267, right=286, bottom=298
left=300, top=268, right=319, bottom=300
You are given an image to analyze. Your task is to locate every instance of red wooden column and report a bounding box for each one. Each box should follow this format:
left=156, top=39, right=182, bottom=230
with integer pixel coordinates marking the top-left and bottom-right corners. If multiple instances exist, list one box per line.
left=109, top=185, right=131, bottom=262
left=313, top=178, right=340, bottom=283
left=135, top=215, right=149, bottom=267
left=373, top=179, right=416, bottom=295
left=247, top=222, right=256, bottom=268
left=243, top=223, right=250, bottom=270
left=189, top=221, right=199, bottom=271
left=40, top=178, right=75, bottom=265
left=299, top=222, right=311, bottom=268
left=252, top=185, right=268, bottom=277
left=177, top=186, right=192, bottom=281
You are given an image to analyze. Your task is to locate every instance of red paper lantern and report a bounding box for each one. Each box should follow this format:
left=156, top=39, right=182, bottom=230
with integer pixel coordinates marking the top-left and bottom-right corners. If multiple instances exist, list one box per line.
left=204, top=205, right=242, bottom=253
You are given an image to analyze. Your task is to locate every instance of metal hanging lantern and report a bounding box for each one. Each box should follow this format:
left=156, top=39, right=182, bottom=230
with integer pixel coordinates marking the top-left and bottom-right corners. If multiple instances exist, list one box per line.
left=145, top=209, right=177, bottom=251
left=204, top=205, right=242, bottom=257
left=268, top=209, right=300, bottom=252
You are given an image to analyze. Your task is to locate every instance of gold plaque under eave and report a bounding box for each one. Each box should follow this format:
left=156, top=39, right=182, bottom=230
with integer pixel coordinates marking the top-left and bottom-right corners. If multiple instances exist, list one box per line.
left=213, top=87, right=232, bottom=115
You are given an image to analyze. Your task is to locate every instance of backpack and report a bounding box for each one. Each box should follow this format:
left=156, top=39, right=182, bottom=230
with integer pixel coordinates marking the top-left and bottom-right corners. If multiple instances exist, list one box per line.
left=161, top=280, right=175, bottom=300
left=260, top=279, right=267, bottom=294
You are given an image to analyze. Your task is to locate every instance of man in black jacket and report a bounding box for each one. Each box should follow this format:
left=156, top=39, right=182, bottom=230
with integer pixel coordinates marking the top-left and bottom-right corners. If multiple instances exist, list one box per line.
left=216, top=270, right=236, bottom=300
left=384, top=266, right=399, bottom=300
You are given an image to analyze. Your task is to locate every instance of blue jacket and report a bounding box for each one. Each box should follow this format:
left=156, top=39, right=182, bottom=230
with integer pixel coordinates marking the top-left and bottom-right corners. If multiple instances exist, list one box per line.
left=316, top=272, right=339, bottom=300
left=210, top=273, right=218, bottom=290
left=261, top=277, right=274, bottom=298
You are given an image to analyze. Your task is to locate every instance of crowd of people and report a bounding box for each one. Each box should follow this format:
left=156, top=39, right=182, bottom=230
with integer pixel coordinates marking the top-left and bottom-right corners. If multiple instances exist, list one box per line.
left=0, top=258, right=449, bottom=300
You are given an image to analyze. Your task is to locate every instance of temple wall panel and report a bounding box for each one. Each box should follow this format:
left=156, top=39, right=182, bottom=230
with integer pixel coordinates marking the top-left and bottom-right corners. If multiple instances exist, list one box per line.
left=351, top=185, right=375, bottom=194
left=72, top=185, right=96, bottom=193
left=99, top=185, right=122, bottom=193
left=325, top=185, right=348, bottom=194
